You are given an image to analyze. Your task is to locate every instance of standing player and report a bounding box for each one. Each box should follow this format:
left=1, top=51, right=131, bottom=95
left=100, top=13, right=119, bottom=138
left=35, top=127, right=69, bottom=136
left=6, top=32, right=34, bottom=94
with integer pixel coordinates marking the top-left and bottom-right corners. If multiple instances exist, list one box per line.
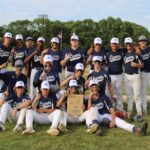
left=61, top=34, right=85, bottom=77
left=124, top=37, right=144, bottom=119
left=88, top=79, right=148, bottom=136
left=138, top=35, right=150, bottom=115
left=86, top=37, right=107, bottom=72
left=22, top=81, right=65, bottom=136
left=0, top=81, right=31, bottom=132
left=107, top=37, right=125, bottom=111
left=24, top=37, right=45, bottom=99
left=0, top=32, right=12, bottom=94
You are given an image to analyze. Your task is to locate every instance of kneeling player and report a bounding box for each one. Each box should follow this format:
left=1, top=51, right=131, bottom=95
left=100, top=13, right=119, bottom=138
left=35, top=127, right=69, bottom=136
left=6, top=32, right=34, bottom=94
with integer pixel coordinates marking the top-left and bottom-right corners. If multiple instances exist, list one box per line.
left=22, top=81, right=65, bottom=136
left=88, top=79, right=148, bottom=136
left=0, top=81, right=31, bottom=132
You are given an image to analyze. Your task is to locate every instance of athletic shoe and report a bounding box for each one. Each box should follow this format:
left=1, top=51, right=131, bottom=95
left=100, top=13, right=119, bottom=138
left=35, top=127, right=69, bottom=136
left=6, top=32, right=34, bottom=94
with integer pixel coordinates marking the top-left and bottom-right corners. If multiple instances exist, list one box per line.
left=86, top=123, right=99, bottom=134
left=13, top=124, right=25, bottom=132
left=133, top=115, right=143, bottom=122
left=0, top=122, right=5, bottom=132
left=95, top=129, right=103, bottom=136
left=22, top=128, right=35, bottom=135
left=140, top=121, right=148, bottom=136
left=47, top=128, right=59, bottom=136
left=58, top=124, right=68, bottom=133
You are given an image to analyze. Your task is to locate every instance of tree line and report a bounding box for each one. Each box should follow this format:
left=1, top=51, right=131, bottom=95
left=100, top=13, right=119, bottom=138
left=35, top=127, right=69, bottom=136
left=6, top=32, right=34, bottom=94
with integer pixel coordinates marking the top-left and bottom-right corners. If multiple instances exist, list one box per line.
left=0, top=17, right=150, bottom=50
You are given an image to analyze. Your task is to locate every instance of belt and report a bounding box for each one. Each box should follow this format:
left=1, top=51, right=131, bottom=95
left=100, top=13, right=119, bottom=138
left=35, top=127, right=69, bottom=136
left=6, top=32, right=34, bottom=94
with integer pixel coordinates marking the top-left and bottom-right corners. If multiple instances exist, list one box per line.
left=126, top=73, right=139, bottom=75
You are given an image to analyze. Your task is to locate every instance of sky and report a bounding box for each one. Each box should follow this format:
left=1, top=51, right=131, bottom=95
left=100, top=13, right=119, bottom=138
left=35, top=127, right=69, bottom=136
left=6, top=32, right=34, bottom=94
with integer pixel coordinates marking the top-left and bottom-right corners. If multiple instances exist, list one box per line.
left=0, top=0, right=150, bottom=31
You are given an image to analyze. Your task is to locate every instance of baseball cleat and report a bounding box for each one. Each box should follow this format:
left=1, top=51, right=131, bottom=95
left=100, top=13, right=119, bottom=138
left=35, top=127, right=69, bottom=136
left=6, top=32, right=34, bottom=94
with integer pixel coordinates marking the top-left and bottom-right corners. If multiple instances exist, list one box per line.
left=13, top=124, right=25, bottom=132
left=58, top=124, right=68, bottom=133
left=0, top=122, right=6, bottom=132
left=22, top=128, right=35, bottom=135
left=87, top=123, right=99, bottom=134
left=95, top=129, right=103, bottom=136
left=47, top=128, right=59, bottom=136
left=140, top=121, right=148, bottom=136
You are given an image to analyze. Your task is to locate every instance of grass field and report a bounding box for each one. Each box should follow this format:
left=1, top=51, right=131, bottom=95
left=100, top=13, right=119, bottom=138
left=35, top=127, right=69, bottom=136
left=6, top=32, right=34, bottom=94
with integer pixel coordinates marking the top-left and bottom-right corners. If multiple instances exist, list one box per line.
left=0, top=104, right=150, bottom=150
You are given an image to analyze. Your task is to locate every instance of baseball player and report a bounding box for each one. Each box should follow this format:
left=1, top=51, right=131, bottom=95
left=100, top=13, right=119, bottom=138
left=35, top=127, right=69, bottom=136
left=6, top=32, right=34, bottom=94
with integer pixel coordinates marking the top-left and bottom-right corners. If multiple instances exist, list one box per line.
left=106, top=37, right=126, bottom=111
left=88, top=79, right=148, bottom=136
left=61, top=34, right=85, bottom=77
left=0, top=32, right=12, bottom=96
left=10, top=34, right=27, bottom=67
left=22, top=80, right=66, bottom=136
left=86, top=37, right=107, bottom=73
left=138, top=35, right=150, bottom=115
left=60, top=63, right=86, bottom=94
left=40, top=37, right=62, bottom=81
left=33, top=54, right=60, bottom=92
left=87, top=56, right=114, bottom=100
left=124, top=37, right=144, bottom=119
left=25, top=36, right=34, bottom=54
left=24, top=37, right=45, bottom=99
left=0, top=81, right=31, bottom=132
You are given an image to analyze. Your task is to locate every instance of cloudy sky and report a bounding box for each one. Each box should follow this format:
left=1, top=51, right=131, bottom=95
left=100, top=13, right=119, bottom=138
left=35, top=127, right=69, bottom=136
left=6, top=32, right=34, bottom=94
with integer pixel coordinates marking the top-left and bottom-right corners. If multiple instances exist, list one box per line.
left=0, top=0, right=150, bottom=31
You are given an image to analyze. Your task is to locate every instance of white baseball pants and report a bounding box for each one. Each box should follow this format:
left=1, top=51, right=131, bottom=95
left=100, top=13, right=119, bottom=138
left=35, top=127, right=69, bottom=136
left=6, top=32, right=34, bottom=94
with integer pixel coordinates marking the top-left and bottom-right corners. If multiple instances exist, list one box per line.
left=125, top=74, right=142, bottom=115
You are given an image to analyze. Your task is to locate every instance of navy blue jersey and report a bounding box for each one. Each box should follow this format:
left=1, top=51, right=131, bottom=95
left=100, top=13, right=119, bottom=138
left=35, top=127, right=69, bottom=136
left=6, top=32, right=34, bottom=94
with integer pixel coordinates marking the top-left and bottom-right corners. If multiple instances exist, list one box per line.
left=37, top=94, right=58, bottom=109
left=107, top=48, right=126, bottom=75
left=0, top=71, right=27, bottom=94
left=27, top=49, right=43, bottom=69
left=33, top=69, right=60, bottom=89
left=6, top=93, right=31, bottom=108
left=47, top=49, right=62, bottom=73
left=91, top=94, right=113, bottom=115
left=124, top=50, right=143, bottom=74
left=88, top=49, right=107, bottom=70
left=61, top=48, right=85, bottom=72
left=12, top=46, right=27, bottom=66
left=0, top=44, right=11, bottom=65
left=140, top=47, right=150, bottom=72
left=87, top=69, right=111, bottom=95
left=26, top=46, right=35, bottom=55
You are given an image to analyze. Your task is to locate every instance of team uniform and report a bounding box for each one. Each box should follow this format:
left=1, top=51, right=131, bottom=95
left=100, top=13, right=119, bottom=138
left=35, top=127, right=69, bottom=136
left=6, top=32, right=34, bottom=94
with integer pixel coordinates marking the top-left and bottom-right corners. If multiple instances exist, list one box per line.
left=0, top=93, right=31, bottom=127
left=27, top=49, right=43, bottom=99
left=107, top=48, right=126, bottom=110
left=87, top=69, right=111, bottom=95
left=140, top=46, right=150, bottom=113
left=61, top=48, right=85, bottom=77
left=124, top=50, right=143, bottom=115
left=25, top=94, right=63, bottom=132
left=90, top=94, right=136, bottom=133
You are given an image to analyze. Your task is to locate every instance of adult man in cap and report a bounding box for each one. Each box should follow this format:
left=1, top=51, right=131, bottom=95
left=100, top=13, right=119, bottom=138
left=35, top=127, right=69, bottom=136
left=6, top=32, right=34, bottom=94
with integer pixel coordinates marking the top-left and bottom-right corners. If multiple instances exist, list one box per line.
left=106, top=37, right=126, bottom=111
left=0, top=81, right=31, bottom=132
left=138, top=35, right=150, bottom=115
left=61, top=34, right=85, bottom=77
left=86, top=37, right=107, bottom=73
left=0, top=32, right=12, bottom=96
left=124, top=37, right=144, bottom=119
left=25, top=36, right=34, bottom=55
left=24, top=37, right=45, bottom=99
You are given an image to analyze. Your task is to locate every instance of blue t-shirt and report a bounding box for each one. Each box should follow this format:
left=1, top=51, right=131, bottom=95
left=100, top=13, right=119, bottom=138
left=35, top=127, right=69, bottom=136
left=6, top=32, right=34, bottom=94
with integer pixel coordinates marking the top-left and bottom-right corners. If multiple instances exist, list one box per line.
left=87, top=69, right=111, bottom=95
left=6, top=93, right=31, bottom=108
left=91, top=94, right=113, bottom=115
left=124, top=50, right=143, bottom=74
left=47, top=49, right=62, bottom=73
left=61, top=48, right=85, bottom=72
left=0, top=44, right=11, bottom=65
left=140, top=47, right=150, bottom=72
left=107, top=48, right=126, bottom=75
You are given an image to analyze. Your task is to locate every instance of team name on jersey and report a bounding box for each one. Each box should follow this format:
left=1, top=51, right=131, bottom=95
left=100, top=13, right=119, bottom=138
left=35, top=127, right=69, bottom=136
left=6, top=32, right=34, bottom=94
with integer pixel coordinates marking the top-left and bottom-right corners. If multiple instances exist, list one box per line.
left=0, top=49, right=9, bottom=57
left=142, top=53, right=150, bottom=60
left=69, top=54, right=81, bottom=61
left=53, top=55, right=60, bottom=60
left=39, top=101, right=53, bottom=108
left=14, top=52, right=25, bottom=59
left=109, top=55, right=121, bottom=62
left=34, top=55, right=40, bottom=62
left=124, top=56, right=135, bottom=63
left=43, top=76, right=55, bottom=82
left=93, top=102, right=104, bottom=109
